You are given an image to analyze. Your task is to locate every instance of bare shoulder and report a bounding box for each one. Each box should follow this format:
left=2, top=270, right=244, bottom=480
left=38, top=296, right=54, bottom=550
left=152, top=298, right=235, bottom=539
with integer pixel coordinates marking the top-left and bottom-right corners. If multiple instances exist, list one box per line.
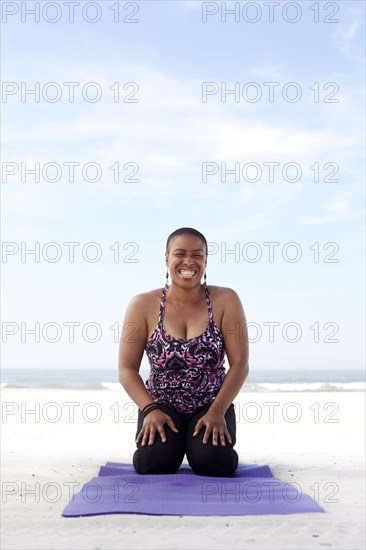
left=126, top=287, right=163, bottom=312
left=131, top=287, right=163, bottom=301
left=208, top=286, right=246, bottom=332
left=207, top=286, right=244, bottom=335
left=207, top=285, right=242, bottom=303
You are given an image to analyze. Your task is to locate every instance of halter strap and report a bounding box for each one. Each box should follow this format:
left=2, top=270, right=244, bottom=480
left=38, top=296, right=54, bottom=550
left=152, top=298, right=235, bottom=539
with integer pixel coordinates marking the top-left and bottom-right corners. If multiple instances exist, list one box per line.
left=158, top=285, right=213, bottom=324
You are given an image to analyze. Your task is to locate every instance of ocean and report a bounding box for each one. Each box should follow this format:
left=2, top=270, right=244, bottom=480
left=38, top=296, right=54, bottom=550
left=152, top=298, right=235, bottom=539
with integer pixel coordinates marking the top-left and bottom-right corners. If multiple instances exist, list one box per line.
left=1, top=368, right=364, bottom=392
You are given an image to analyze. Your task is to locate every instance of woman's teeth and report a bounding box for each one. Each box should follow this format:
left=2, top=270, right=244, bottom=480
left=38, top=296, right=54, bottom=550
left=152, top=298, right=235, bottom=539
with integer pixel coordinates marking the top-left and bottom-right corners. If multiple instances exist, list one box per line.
left=179, top=270, right=195, bottom=277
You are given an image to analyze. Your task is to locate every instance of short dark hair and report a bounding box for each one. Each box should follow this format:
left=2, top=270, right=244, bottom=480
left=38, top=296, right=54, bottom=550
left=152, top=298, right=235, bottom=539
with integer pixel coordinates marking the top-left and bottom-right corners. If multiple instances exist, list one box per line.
left=166, top=227, right=208, bottom=255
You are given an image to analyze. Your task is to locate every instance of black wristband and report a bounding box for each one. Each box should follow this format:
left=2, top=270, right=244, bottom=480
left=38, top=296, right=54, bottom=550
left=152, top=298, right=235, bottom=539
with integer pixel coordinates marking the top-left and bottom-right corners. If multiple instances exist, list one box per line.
left=142, top=403, right=160, bottom=415
left=142, top=402, right=158, bottom=414
left=142, top=404, right=161, bottom=418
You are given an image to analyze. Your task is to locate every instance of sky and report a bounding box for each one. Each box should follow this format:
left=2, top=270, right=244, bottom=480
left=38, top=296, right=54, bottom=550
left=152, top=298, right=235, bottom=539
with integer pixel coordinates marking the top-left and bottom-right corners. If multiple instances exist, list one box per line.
left=1, top=0, right=365, bottom=372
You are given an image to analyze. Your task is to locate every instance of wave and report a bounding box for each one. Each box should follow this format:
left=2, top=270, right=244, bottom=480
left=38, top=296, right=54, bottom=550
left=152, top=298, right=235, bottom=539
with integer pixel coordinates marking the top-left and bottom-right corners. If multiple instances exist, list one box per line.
left=243, top=382, right=366, bottom=392
left=100, top=382, right=123, bottom=391
left=1, top=376, right=364, bottom=392
left=99, top=381, right=365, bottom=392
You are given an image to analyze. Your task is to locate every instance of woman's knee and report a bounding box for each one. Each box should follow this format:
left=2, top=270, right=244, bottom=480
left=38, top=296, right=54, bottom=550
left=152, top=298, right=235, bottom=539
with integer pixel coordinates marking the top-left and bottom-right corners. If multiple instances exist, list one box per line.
left=133, top=434, right=185, bottom=474
left=186, top=445, right=239, bottom=477
left=132, top=408, right=186, bottom=475
left=133, top=444, right=184, bottom=474
left=184, top=403, right=238, bottom=476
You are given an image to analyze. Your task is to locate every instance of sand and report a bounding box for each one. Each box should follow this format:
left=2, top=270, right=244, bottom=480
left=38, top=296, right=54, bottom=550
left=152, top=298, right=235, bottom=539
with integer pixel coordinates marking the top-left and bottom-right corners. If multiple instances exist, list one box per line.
left=1, top=387, right=365, bottom=550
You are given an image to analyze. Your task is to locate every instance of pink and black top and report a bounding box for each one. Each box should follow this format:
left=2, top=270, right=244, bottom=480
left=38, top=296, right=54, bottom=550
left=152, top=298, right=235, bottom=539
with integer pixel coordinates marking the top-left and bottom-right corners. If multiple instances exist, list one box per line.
left=144, top=285, right=226, bottom=414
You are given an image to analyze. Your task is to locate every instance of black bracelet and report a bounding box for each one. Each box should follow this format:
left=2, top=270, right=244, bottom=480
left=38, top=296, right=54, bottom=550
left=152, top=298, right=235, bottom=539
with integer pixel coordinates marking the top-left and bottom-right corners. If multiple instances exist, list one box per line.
left=142, top=402, right=157, bottom=414
left=142, top=403, right=161, bottom=418
left=142, top=403, right=159, bottom=415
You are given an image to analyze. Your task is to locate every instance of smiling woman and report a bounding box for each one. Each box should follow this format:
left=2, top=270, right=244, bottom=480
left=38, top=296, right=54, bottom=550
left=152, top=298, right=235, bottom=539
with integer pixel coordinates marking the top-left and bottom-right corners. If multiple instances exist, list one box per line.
left=118, top=227, right=249, bottom=477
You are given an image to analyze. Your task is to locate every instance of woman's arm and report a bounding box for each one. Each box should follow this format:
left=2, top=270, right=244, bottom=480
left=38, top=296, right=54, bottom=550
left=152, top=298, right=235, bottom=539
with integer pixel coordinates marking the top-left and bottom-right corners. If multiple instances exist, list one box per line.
left=118, top=294, right=155, bottom=411
left=207, top=288, right=249, bottom=416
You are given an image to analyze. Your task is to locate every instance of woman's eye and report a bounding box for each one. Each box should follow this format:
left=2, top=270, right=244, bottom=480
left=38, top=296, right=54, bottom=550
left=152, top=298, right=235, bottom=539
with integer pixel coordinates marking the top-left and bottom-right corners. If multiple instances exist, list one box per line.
left=175, top=253, right=203, bottom=259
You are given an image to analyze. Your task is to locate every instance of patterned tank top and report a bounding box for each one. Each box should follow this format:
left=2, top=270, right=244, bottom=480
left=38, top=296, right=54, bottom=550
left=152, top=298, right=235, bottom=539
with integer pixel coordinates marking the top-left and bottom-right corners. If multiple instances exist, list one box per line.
left=144, top=285, right=226, bottom=414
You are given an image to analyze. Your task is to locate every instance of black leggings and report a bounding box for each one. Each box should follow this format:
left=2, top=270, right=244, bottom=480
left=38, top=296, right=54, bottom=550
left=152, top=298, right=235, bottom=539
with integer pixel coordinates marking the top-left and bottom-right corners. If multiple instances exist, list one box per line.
left=133, top=402, right=239, bottom=477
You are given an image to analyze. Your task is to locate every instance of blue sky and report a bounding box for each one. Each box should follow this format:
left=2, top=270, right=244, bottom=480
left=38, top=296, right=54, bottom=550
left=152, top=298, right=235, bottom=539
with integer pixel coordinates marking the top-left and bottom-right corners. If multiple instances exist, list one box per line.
left=1, top=0, right=365, bottom=372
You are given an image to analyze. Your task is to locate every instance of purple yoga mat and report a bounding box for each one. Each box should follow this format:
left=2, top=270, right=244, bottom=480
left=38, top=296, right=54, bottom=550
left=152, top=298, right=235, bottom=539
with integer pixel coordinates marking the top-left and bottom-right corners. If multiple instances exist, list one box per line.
left=62, top=462, right=324, bottom=517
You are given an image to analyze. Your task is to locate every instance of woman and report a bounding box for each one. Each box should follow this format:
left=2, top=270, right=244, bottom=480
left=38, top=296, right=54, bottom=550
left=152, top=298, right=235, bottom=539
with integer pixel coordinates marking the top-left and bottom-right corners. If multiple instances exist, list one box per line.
left=118, top=227, right=249, bottom=477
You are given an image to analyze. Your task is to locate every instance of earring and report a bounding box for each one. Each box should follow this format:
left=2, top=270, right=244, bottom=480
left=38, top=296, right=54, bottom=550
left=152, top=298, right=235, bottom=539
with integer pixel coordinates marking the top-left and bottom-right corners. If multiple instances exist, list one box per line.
left=203, top=270, right=207, bottom=288
left=165, top=268, right=169, bottom=289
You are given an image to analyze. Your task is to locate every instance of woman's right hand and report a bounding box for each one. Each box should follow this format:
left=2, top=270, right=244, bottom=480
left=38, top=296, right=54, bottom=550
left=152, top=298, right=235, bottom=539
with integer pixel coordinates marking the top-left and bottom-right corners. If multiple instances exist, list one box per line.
left=135, top=409, right=179, bottom=446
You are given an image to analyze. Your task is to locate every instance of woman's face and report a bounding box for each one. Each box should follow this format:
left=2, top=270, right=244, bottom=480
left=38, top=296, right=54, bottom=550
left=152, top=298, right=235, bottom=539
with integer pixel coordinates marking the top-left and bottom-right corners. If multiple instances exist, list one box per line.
left=165, top=234, right=207, bottom=287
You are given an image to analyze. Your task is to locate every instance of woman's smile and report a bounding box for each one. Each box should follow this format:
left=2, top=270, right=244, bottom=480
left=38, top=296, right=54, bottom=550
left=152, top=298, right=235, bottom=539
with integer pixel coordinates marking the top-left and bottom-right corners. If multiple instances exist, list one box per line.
left=178, top=269, right=197, bottom=278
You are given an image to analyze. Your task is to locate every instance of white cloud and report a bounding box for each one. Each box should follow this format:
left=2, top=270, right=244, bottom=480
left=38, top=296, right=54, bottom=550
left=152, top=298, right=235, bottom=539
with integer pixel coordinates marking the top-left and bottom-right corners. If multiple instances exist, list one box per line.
left=174, top=0, right=203, bottom=15
left=300, top=189, right=362, bottom=226
left=333, top=16, right=364, bottom=63
left=3, top=186, right=77, bottom=220
left=3, top=62, right=364, bottom=227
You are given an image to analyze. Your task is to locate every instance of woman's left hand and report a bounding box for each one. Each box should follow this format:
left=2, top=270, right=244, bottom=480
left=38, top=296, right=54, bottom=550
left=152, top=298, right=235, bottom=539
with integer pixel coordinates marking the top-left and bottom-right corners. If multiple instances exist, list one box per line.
left=192, top=410, right=233, bottom=446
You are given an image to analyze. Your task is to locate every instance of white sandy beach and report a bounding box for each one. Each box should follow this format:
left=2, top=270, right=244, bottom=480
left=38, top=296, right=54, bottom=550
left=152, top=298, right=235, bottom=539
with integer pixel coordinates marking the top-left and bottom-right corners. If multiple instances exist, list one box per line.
left=1, top=387, right=365, bottom=550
